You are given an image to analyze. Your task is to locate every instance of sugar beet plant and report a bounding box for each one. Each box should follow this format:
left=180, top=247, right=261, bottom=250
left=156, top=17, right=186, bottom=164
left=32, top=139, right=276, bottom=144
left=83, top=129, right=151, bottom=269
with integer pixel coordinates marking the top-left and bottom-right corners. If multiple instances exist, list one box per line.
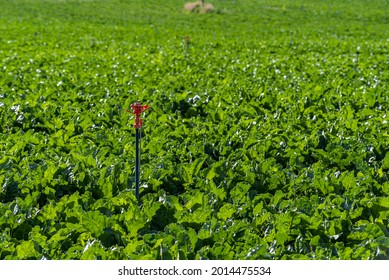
left=0, top=0, right=388, bottom=259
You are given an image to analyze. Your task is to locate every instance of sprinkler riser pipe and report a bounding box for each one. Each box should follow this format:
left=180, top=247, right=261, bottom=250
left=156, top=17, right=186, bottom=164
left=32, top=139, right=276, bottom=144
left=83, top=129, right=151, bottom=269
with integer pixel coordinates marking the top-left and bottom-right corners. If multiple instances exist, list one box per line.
left=135, top=128, right=141, bottom=201
left=127, top=101, right=149, bottom=204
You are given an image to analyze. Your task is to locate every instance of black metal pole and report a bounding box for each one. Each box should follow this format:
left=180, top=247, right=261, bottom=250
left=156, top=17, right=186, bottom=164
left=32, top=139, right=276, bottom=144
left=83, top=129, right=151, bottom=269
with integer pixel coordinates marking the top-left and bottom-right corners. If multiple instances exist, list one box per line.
left=135, top=128, right=140, bottom=202
left=129, top=101, right=148, bottom=204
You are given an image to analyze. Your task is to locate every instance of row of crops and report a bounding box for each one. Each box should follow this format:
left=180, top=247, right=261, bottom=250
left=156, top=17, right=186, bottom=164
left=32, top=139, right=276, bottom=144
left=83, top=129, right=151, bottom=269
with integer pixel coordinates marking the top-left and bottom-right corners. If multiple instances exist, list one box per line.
left=0, top=0, right=388, bottom=259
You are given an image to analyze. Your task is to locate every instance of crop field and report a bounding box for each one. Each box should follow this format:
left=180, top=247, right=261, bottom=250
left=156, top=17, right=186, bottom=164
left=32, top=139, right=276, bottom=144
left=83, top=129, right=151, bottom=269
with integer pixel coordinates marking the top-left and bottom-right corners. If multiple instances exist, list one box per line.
left=0, top=0, right=388, bottom=260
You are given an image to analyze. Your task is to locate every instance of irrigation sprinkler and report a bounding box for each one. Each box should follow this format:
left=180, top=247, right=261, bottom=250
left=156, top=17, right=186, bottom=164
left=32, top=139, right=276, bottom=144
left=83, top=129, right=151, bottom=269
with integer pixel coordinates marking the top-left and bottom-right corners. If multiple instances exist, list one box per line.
left=128, top=101, right=149, bottom=203
left=185, top=35, right=190, bottom=54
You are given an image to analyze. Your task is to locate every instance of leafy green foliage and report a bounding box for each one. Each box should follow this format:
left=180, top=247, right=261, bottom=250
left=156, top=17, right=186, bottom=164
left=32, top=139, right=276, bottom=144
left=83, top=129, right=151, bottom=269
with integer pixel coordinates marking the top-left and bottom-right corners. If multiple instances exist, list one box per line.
left=0, top=0, right=388, bottom=260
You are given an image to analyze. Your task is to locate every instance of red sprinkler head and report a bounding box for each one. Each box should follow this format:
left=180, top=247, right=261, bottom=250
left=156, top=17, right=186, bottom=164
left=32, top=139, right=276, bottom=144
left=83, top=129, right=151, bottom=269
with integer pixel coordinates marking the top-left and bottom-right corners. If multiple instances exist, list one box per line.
left=128, top=101, right=149, bottom=129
